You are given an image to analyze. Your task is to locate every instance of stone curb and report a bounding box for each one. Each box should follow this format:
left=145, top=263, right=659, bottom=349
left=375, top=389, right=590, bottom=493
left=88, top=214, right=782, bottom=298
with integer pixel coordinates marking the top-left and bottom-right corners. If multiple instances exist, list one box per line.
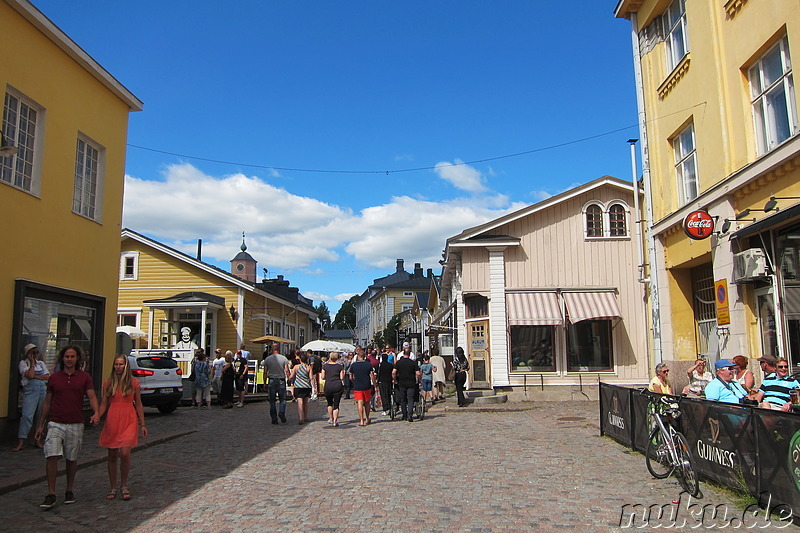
left=0, top=430, right=196, bottom=496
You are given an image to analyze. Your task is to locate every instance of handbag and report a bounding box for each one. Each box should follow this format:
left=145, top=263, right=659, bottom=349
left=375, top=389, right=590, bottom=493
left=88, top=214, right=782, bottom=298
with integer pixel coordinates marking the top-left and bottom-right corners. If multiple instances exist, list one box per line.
left=188, top=362, right=196, bottom=382
left=447, top=368, right=456, bottom=381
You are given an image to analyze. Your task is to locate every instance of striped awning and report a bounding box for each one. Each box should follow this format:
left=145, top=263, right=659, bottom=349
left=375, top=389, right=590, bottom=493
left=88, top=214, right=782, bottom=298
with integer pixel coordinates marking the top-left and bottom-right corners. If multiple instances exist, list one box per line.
left=506, top=292, right=562, bottom=326
left=563, top=291, right=621, bottom=323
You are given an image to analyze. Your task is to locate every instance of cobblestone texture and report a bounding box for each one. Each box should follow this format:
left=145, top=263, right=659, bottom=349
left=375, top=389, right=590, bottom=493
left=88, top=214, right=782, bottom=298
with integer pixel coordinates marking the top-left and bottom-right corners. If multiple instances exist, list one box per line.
left=0, top=398, right=792, bottom=531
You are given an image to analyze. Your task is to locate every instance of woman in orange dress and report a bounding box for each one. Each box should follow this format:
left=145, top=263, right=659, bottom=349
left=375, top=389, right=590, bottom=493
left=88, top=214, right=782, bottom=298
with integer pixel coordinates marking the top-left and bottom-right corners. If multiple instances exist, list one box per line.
left=93, top=355, right=147, bottom=501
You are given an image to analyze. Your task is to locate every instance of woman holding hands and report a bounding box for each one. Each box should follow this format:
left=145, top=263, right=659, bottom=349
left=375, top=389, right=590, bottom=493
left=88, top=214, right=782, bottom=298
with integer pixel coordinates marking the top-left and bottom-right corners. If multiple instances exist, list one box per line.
left=92, top=355, right=147, bottom=501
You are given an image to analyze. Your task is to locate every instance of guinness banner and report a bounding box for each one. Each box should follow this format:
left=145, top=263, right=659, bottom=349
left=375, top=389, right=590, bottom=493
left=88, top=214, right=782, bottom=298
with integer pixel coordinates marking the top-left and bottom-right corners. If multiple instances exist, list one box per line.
left=599, top=383, right=634, bottom=447
left=600, top=385, right=800, bottom=510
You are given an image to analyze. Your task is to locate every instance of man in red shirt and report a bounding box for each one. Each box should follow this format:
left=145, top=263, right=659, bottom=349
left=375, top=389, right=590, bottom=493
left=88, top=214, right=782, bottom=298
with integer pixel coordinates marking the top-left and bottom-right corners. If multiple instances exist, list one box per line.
left=35, top=345, right=99, bottom=509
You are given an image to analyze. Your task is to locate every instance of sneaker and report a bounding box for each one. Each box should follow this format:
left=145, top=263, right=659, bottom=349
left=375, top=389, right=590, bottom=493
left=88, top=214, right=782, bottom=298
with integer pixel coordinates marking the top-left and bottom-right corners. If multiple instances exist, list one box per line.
left=310, top=394, right=317, bottom=401
left=382, top=411, right=389, bottom=416
left=271, top=420, right=279, bottom=425
left=235, top=402, right=244, bottom=408
left=40, top=494, right=56, bottom=509
left=64, top=491, right=76, bottom=504
left=279, top=413, right=287, bottom=423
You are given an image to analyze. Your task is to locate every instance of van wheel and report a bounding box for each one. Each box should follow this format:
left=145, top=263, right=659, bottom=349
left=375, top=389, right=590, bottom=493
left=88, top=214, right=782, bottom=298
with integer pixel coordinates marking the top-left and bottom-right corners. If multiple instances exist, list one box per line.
left=157, top=402, right=179, bottom=414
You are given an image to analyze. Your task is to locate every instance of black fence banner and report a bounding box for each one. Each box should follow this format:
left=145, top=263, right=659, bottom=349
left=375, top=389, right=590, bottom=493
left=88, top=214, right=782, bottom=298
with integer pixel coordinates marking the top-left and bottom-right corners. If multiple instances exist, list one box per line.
left=754, top=409, right=800, bottom=511
left=600, top=383, right=633, bottom=447
left=600, top=385, right=800, bottom=510
left=679, top=398, right=757, bottom=493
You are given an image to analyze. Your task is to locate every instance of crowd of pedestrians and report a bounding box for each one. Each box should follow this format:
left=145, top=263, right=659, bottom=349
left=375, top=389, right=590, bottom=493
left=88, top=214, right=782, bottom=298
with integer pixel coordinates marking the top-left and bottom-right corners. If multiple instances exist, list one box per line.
left=15, top=339, right=466, bottom=511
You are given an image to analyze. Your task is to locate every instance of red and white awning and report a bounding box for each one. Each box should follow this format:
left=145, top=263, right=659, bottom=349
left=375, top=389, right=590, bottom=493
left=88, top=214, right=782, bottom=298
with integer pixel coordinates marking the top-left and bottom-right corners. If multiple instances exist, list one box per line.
left=506, top=292, right=562, bottom=326
left=563, top=291, right=621, bottom=323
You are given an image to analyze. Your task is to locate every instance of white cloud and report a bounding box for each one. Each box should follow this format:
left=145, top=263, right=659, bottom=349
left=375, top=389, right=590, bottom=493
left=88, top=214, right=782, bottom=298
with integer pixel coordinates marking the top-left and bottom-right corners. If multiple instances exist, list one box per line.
left=123, top=163, right=527, bottom=277
left=335, top=293, right=358, bottom=302
left=303, top=291, right=332, bottom=302
left=530, top=189, right=553, bottom=202
left=434, top=159, right=487, bottom=193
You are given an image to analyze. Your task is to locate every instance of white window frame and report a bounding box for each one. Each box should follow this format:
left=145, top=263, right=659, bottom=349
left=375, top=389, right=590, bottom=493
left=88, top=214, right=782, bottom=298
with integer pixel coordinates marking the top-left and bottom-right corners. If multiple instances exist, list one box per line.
left=403, top=291, right=413, bottom=297
left=401, top=303, right=413, bottom=313
left=1, top=88, right=44, bottom=196
left=663, top=0, right=688, bottom=72
left=120, top=251, right=139, bottom=281
left=73, top=134, right=105, bottom=222
left=749, top=36, right=798, bottom=156
left=583, top=201, right=630, bottom=240
left=673, top=122, right=698, bottom=206
left=117, top=309, right=142, bottom=328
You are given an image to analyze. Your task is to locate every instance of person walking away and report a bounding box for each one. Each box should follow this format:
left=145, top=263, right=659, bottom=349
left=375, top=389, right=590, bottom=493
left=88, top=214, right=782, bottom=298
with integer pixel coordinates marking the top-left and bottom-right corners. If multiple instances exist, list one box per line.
left=264, top=344, right=290, bottom=424
left=15, top=343, right=49, bottom=451
left=289, top=350, right=313, bottom=424
left=367, top=349, right=380, bottom=411
left=307, top=349, right=322, bottom=401
left=419, top=354, right=435, bottom=408
left=321, top=352, right=345, bottom=426
left=93, top=355, right=147, bottom=500
left=219, top=351, right=236, bottom=408
left=349, top=347, right=376, bottom=426
left=453, top=347, right=470, bottom=407
left=193, top=349, right=212, bottom=409
left=393, top=349, right=421, bottom=422
left=429, top=351, right=446, bottom=403
left=342, top=353, right=353, bottom=399
left=211, top=349, right=225, bottom=404
left=377, top=352, right=395, bottom=416
left=35, top=345, right=99, bottom=509
left=234, top=350, right=249, bottom=408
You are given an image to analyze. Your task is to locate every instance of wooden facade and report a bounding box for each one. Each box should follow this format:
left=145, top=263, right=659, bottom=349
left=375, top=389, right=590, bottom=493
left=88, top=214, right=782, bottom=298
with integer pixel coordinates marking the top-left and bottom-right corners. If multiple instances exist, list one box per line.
left=441, top=177, right=650, bottom=395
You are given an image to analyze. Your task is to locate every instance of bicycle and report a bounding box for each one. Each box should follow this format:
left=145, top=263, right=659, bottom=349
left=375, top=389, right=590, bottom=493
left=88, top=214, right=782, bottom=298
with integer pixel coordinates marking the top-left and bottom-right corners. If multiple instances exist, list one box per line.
left=414, top=382, right=426, bottom=421
left=641, top=389, right=700, bottom=497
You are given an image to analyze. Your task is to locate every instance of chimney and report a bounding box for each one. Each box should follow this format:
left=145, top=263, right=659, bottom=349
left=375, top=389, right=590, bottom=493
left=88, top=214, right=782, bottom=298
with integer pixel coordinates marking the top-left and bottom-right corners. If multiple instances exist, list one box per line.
left=277, top=275, right=284, bottom=281
left=414, top=263, right=423, bottom=278
left=196, top=239, right=202, bottom=261
left=427, top=268, right=433, bottom=278
left=396, top=259, right=404, bottom=273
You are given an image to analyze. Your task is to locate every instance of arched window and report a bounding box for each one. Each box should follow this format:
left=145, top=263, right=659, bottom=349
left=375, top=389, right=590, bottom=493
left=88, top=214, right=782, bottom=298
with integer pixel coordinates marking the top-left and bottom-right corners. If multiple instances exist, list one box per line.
left=609, top=204, right=627, bottom=236
left=585, top=205, right=603, bottom=237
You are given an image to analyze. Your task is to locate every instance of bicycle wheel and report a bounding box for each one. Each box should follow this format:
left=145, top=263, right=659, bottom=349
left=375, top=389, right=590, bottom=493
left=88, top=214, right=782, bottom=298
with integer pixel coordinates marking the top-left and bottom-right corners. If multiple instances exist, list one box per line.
left=673, top=432, right=700, bottom=497
left=417, top=398, right=426, bottom=421
left=645, top=427, right=673, bottom=479
left=389, top=390, right=396, bottom=420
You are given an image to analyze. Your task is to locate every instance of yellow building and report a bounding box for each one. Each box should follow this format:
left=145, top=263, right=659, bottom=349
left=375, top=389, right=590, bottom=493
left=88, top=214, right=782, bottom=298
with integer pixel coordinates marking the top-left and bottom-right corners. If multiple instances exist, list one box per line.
left=1, top=0, right=141, bottom=423
left=119, top=229, right=319, bottom=372
left=615, top=1, right=800, bottom=375
left=369, top=262, right=433, bottom=349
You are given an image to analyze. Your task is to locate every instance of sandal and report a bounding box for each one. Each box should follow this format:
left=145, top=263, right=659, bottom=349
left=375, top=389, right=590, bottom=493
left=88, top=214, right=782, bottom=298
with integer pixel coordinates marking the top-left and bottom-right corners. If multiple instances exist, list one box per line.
left=121, top=488, right=131, bottom=501
left=106, top=488, right=117, bottom=500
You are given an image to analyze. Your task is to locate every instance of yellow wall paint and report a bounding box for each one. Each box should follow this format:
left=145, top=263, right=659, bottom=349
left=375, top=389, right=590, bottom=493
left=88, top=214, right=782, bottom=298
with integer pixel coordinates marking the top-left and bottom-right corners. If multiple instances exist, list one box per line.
left=0, top=2, right=138, bottom=417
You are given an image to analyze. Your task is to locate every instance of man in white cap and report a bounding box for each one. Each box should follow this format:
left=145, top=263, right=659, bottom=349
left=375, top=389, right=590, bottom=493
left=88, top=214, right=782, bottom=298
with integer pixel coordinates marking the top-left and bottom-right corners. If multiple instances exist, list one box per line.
left=401, top=341, right=416, bottom=361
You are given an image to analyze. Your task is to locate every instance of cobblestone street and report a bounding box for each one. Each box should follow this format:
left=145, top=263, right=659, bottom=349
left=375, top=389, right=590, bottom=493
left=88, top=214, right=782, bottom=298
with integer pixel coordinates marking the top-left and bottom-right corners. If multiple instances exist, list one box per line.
left=0, top=398, right=790, bottom=532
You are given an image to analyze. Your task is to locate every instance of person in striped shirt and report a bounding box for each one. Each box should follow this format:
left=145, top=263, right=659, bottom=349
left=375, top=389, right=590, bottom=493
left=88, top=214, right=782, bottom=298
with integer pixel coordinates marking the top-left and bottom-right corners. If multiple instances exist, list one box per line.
left=752, top=354, right=799, bottom=411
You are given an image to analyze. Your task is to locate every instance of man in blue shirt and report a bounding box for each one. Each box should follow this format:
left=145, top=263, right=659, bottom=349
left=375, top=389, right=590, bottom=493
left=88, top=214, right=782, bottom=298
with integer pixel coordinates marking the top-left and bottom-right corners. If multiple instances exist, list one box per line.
left=703, top=360, right=750, bottom=404
left=752, top=355, right=799, bottom=411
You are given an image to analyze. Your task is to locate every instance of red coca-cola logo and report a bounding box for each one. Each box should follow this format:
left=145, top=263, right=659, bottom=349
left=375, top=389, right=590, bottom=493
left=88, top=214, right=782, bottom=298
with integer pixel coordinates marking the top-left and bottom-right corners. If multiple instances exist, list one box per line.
left=683, top=210, right=715, bottom=240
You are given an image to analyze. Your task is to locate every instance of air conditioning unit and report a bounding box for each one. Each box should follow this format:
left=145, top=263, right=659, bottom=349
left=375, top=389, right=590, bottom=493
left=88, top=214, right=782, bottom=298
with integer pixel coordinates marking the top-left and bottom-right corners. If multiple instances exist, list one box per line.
left=733, top=249, right=768, bottom=283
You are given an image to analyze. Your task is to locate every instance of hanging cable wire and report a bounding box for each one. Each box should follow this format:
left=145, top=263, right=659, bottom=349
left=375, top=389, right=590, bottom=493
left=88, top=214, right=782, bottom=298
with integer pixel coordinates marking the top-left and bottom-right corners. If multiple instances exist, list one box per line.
left=127, top=102, right=707, bottom=175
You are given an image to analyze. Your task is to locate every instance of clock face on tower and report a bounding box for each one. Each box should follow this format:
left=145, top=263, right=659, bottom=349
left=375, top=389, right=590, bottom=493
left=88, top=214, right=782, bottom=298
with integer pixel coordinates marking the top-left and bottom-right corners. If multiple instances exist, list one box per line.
left=236, top=263, right=245, bottom=272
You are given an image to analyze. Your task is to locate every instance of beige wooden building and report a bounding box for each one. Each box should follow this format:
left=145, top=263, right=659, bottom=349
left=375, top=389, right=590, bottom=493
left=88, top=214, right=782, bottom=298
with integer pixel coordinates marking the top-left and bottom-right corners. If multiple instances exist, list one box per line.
left=118, top=229, right=319, bottom=370
left=438, top=177, right=649, bottom=398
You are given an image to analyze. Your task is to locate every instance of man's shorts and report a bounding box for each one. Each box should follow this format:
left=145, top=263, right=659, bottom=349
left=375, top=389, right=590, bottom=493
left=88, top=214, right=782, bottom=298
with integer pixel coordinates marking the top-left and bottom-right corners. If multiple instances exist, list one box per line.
left=421, top=379, right=433, bottom=392
left=43, top=421, right=84, bottom=461
left=354, top=389, right=372, bottom=402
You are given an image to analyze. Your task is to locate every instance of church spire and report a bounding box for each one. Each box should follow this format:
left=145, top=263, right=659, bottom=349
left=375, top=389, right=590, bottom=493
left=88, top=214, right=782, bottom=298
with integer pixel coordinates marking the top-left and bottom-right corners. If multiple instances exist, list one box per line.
left=241, top=231, right=247, bottom=252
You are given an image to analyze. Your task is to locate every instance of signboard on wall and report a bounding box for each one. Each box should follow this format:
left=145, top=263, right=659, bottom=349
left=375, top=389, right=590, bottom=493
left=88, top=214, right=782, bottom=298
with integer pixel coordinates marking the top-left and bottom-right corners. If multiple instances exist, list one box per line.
left=683, top=210, right=715, bottom=240
left=715, top=279, right=730, bottom=325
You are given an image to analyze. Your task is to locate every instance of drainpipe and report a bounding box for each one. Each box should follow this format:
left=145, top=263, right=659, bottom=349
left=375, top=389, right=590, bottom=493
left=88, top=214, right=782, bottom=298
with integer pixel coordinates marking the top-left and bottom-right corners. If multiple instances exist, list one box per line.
left=630, top=12, right=662, bottom=366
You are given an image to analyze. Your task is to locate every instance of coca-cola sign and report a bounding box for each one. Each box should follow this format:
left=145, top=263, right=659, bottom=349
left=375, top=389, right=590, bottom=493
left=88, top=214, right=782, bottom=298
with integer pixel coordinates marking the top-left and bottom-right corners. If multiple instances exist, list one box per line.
left=683, top=210, right=715, bottom=240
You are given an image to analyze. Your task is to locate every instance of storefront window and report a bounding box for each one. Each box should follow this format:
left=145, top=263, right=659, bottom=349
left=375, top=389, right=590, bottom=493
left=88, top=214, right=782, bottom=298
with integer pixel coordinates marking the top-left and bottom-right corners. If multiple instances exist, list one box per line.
left=566, top=319, right=613, bottom=371
left=510, top=326, right=554, bottom=372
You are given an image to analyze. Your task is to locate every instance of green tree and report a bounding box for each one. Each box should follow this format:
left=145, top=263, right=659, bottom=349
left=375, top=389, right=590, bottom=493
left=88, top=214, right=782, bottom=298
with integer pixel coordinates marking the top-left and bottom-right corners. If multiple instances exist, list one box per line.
left=333, top=295, right=358, bottom=330
left=315, top=301, right=331, bottom=329
left=382, top=314, right=400, bottom=350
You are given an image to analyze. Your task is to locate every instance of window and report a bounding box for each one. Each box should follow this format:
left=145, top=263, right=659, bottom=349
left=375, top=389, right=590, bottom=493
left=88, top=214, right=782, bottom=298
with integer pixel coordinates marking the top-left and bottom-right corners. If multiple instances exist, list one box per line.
left=120, top=252, right=139, bottom=280
left=663, top=0, right=688, bottom=72
left=73, top=136, right=104, bottom=221
left=673, top=123, right=698, bottom=205
left=585, top=205, right=603, bottom=237
left=750, top=36, right=797, bottom=155
left=117, top=313, right=138, bottom=327
left=299, top=327, right=305, bottom=348
left=403, top=291, right=413, bottom=297
left=609, top=204, right=628, bottom=236
left=510, top=326, right=554, bottom=372
left=401, top=303, right=413, bottom=313
left=567, top=319, right=613, bottom=371
left=692, top=264, right=716, bottom=357
left=440, top=334, right=454, bottom=348
left=1, top=90, right=41, bottom=194
left=464, top=295, right=488, bottom=318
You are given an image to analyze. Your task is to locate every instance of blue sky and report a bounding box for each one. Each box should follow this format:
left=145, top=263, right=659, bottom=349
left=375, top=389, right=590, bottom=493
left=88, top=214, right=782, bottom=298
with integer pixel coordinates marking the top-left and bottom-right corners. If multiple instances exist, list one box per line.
left=33, top=1, right=639, bottom=315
